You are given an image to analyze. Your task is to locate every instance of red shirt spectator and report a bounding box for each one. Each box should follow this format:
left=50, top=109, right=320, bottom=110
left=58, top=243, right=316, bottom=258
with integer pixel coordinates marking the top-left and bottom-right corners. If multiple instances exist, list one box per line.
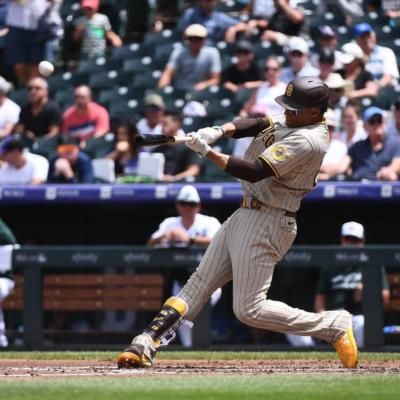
left=62, top=85, right=110, bottom=143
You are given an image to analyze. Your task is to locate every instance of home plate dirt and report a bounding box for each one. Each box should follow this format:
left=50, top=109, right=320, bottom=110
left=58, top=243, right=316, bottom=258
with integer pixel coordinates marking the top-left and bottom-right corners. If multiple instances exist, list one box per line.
left=0, top=359, right=399, bottom=378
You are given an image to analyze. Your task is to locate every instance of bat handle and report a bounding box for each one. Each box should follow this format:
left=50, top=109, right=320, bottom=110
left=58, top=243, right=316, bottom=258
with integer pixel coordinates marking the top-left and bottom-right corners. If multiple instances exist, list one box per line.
left=173, top=136, right=193, bottom=143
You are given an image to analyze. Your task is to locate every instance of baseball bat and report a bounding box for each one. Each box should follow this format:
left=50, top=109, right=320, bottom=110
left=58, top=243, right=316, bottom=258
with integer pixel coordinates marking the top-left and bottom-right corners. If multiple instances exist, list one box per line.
left=135, top=134, right=192, bottom=146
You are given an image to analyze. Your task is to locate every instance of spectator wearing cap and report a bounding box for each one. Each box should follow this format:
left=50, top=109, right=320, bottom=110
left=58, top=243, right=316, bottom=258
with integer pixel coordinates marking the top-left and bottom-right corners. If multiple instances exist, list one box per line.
left=318, top=48, right=336, bottom=81
left=324, top=72, right=348, bottom=127
left=0, top=76, right=20, bottom=139
left=280, top=36, right=319, bottom=83
left=14, top=77, right=61, bottom=144
left=0, top=134, right=48, bottom=185
left=136, top=94, right=164, bottom=138
left=148, top=184, right=222, bottom=347
left=387, top=97, right=400, bottom=139
left=240, top=55, right=286, bottom=117
left=62, top=85, right=110, bottom=146
left=337, top=42, right=378, bottom=101
left=320, top=106, right=400, bottom=181
left=353, top=22, right=399, bottom=88
left=47, top=137, right=94, bottom=183
left=177, top=0, right=246, bottom=45
left=221, top=40, right=262, bottom=93
left=158, top=24, right=221, bottom=91
left=151, top=113, right=202, bottom=182
left=72, top=0, right=122, bottom=60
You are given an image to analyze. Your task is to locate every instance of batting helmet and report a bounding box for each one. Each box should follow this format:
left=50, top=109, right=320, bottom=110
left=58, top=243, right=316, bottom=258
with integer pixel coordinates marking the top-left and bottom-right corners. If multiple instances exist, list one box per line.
left=275, top=76, right=329, bottom=111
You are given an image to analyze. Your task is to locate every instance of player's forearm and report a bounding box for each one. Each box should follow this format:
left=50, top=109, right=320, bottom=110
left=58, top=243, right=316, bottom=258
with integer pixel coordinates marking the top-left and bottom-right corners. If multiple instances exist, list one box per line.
left=221, top=117, right=272, bottom=139
left=206, top=149, right=273, bottom=182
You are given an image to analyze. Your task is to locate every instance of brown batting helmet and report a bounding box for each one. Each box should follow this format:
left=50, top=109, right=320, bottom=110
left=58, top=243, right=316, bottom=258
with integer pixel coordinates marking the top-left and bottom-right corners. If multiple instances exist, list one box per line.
left=275, top=76, right=329, bottom=111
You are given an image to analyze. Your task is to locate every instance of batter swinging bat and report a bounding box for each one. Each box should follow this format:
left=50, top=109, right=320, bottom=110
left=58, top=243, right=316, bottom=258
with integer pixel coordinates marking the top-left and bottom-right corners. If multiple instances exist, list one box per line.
left=135, top=134, right=192, bottom=146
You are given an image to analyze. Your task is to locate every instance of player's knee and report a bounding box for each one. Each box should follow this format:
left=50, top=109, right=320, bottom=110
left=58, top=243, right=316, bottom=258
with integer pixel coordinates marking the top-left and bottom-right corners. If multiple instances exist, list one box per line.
left=232, top=302, right=258, bottom=327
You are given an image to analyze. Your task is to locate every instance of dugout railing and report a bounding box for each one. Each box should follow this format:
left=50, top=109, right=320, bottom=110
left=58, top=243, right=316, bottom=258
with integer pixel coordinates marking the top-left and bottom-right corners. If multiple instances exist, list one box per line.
left=10, top=245, right=400, bottom=349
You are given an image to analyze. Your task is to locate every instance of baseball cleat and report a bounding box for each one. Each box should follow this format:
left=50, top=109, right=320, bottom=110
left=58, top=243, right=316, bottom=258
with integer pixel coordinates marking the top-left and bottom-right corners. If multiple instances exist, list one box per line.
left=117, top=344, right=153, bottom=368
left=333, top=314, right=358, bottom=368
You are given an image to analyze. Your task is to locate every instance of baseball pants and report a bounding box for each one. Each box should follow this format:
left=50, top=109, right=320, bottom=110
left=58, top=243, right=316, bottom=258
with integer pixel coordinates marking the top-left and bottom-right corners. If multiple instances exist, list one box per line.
left=178, top=206, right=349, bottom=343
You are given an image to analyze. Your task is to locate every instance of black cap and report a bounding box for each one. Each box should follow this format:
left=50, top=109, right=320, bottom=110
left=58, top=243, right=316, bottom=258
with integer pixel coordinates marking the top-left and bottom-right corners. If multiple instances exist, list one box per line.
left=0, top=135, right=24, bottom=155
left=235, top=40, right=254, bottom=53
left=275, top=76, right=329, bottom=111
left=319, top=48, right=335, bottom=65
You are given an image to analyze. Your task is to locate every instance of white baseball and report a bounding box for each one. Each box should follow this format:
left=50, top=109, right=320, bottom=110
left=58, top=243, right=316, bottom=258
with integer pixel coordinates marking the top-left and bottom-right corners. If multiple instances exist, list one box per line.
left=38, top=61, right=54, bottom=77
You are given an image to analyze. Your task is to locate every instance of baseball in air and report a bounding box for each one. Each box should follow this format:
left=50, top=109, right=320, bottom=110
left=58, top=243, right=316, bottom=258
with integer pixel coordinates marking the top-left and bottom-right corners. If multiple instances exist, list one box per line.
left=38, top=61, right=54, bottom=77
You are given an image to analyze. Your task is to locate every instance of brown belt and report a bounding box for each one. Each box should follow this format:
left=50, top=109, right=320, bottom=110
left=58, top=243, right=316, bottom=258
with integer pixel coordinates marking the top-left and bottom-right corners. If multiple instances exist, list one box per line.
left=240, top=197, right=297, bottom=219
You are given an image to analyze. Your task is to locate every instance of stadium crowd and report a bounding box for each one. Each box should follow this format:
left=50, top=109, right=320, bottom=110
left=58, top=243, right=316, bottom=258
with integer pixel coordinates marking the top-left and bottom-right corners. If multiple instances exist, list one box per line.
left=0, top=0, right=400, bottom=184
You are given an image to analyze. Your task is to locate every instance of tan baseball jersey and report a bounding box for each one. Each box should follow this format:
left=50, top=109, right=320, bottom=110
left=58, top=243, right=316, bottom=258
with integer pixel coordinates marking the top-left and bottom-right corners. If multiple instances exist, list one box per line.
left=242, top=114, right=330, bottom=212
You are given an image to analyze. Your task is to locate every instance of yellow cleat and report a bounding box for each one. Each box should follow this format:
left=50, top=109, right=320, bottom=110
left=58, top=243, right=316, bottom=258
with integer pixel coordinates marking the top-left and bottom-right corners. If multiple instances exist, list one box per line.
left=117, top=344, right=153, bottom=369
left=333, top=326, right=358, bottom=368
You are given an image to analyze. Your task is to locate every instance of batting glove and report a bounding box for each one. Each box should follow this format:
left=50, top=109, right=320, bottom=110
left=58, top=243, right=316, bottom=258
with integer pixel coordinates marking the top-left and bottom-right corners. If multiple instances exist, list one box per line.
left=196, top=126, right=224, bottom=144
left=185, top=132, right=211, bottom=157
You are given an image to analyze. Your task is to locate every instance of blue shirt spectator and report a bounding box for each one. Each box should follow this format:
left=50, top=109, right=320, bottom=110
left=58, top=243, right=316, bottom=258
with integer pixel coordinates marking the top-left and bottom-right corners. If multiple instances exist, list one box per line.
left=177, top=0, right=244, bottom=45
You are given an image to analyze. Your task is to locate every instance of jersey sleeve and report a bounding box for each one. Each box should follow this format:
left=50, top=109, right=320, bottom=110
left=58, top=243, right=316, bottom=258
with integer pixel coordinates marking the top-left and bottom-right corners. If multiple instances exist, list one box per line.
left=258, top=134, right=314, bottom=179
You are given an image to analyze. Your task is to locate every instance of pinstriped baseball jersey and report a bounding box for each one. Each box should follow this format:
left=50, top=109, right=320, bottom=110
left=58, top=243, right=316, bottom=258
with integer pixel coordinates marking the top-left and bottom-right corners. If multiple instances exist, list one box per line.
left=241, top=114, right=329, bottom=212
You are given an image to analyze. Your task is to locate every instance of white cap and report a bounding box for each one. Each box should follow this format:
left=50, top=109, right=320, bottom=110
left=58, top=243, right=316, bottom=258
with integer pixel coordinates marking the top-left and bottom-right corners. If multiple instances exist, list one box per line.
left=338, top=42, right=365, bottom=64
left=341, top=221, right=364, bottom=239
left=324, top=108, right=338, bottom=127
left=184, top=24, right=208, bottom=38
left=324, top=72, right=346, bottom=89
left=176, top=185, right=201, bottom=203
left=287, top=36, right=309, bottom=54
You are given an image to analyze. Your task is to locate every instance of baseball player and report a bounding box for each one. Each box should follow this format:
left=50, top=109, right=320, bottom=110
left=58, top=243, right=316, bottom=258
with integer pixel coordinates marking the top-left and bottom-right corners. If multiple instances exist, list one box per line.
left=118, top=76, right=358, bottom=369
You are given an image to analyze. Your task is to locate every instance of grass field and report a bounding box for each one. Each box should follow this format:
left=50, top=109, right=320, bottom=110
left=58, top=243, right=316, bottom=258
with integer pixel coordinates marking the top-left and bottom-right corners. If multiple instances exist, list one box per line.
left=0, top=351, right=399, bottom=400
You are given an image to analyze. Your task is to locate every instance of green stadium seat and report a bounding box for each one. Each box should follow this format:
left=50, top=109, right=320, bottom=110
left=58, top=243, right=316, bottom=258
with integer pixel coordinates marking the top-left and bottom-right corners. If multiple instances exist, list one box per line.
left=9, top=88, right=27, bottom=107
left=188, top=86, right=232, bottom=103
left=122, top=56, right=154, bottom=74
left=109, top=99, right=143, bottom=122
left=31, top=135, right=60, bottom=159
left=131, top=70, right=162, bottom=90
left=205, top=97, right=240, bottom=119
left=82, top=133, right=116, bottom=159
left=88, top=70, right=120, bottom=90
left=47, top=72, right=75, bottom=91
left=182, top=116, right=211, bottom=133
left=110, top=42, right=145, bottom=62
left=54, top=89, right=74, bottom=110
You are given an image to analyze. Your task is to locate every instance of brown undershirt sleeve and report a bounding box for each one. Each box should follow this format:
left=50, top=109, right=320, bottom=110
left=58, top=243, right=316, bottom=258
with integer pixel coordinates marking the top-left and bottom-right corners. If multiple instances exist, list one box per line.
left=225, top=156, right=275, bottom=182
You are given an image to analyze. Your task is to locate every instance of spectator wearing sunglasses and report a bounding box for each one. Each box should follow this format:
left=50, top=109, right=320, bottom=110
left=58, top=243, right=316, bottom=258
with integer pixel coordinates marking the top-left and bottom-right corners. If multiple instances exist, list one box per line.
left=147, top=184, right=222, bottom=347
left=14, top=77, right=61, bottom=145
left=240, top=55, right=286, bottom=117
left=320, top=106, right=400, bottom=181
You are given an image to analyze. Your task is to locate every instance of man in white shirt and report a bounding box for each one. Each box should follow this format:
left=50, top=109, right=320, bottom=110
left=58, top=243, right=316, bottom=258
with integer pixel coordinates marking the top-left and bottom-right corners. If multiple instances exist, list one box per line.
left=0, top=135, right=48, bottom=184
left=0, top=77, right=20, bottom=139
left=148, top=185, right=222, bottom=347
left=136, top=94, right=164, bottom=138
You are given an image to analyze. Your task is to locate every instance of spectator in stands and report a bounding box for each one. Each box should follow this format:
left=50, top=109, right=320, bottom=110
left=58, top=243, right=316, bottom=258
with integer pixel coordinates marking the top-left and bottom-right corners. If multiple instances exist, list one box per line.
left=240, top=55, right=285, bottom=117
left=0, top=217, right=17, bottom=347
left=315, top=221, right=389, bottom=348
left=4, top=0, right=48, bottom=85
left=136, top=94, right=164, bottom=137
left=318, top=48, right=336, bottom=82
left=319, top=0, right=364, bottom=25
left=177, top=0, right=246, bottom=45
left=382, top=0, right=400, bottom=19
left=106, top=120, right=139, bottom=177
left=0, top=76, right=20, bottom=139
left=0, top=134, right=48, bottom=184
left=158, top=24, right=221, bottom=91
left=337, top=42, right=378, bottom=101
left=280, top=36, right=319, bottom=83
left=221, top=40, right=262, bottom=93
left=353, top=22, right=399, bottom=88
left=152, top=113, right=202, bottom=182
left=47, top=137, right=94, bottom=183
left=287, top=221, right=390, bottom=348
left=243, top=0, right=305, bottom=45
left=72, top=0, right=122, bottom=60
left=337, top=101, right=367, bottom=146
left=324, top=73, right=348, bottom=127
left=148, top=184, right=222, bottom=347
left=387, top=97, right=400, bottom=139
left=62, top=85, right=110, bottom=145
left=14, top=77, right=61, bottom=144
left=319, top=106, right=400, bottom=181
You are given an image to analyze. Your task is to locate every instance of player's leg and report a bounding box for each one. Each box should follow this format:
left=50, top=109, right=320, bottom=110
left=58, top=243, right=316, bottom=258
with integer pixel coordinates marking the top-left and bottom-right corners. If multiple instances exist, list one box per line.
left=230, top=208, right=357, bottom=367
left=118, top=219, right=234, bottom=368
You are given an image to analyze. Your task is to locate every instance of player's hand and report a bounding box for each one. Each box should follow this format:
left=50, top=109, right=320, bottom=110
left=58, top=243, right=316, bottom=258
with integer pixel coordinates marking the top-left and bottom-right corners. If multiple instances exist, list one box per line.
left=185, top=132, right=211, bottom=157
left=196, top=126, right=224, bottom=144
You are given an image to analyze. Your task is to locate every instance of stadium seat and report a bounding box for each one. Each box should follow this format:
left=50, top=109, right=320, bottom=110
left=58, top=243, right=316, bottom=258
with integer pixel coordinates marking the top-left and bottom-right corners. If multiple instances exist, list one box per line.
left=188, top=86, right=232, bottom=103
left=88, top=70, right=121, bottom=90
left=9, top=88, right=27, bottom=106
left=83, top=133, right=116, bottom=159
left=131, top=70, right=162, bottom=90
left=110, top=42, right=145, bottom=62
left=182, top=116, right=211, bottom=133
left=47, top=72, right=75, bottom=91
left=54, top=89, right=74, bottom=110
left=31, top=136, right=60, bottom=159
left=122, top=56, right=154, bottom=74
left=109, top=99, right=143, bottom=122
left=205, top=97, right=240, bottom=119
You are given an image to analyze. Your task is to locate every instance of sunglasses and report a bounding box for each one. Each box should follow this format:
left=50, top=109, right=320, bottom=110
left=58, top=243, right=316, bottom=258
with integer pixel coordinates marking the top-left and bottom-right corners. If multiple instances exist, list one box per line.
left=28, top=86, right=43, bottom=91
left=265, top=66, right=279, bottom=72
left=290, top=51, right=304, bottom=57
left=178, top=201, right=198, bottom=208
left=342, top=236, right=363, bottom=243
left=367, top=116, right=383, bottom=125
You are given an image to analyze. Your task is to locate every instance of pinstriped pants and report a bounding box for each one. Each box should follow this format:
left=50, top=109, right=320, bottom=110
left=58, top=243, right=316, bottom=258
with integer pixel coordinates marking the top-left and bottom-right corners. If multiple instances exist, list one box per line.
left=178, top=206, right=349, bottom=343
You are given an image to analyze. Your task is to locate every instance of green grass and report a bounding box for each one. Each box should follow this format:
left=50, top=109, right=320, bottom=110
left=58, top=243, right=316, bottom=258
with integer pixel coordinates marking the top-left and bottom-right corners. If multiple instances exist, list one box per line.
left=1, top=375, right=399, bottom=400
left=0, top=350, right=400, bottom=361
